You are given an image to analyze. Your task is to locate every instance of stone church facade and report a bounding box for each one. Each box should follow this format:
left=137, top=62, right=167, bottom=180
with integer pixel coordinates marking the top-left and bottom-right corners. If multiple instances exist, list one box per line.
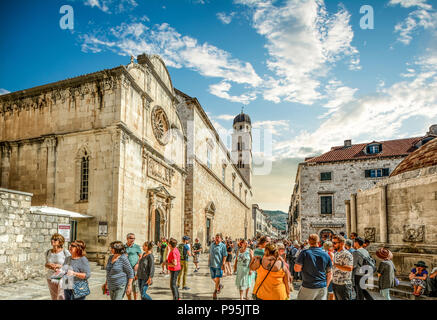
left=176, top=91, right=253, bottom=245
left=0, top=54, right=252, bottom=261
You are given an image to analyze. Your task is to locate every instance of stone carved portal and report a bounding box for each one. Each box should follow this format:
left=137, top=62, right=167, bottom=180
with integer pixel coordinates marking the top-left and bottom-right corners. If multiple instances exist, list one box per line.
left=403, top=225, right=425, bottom=242
left=151, top=106, right=170, bottom=145
left=364, top=227, right=376, bottom=242
left=148, top=186, right=175, bottom=242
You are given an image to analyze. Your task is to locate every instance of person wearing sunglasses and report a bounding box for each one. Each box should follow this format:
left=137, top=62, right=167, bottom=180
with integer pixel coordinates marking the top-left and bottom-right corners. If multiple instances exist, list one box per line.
left=331, top=235, right=353, bottom=300
left=125, top=233, right=142, bottom=300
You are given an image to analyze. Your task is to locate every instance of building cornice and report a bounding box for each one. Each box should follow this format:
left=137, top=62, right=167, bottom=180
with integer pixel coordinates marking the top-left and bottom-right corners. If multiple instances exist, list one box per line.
left=175, top=88, right=252, bottom=189
left=193, top=155, right=250, bottom=210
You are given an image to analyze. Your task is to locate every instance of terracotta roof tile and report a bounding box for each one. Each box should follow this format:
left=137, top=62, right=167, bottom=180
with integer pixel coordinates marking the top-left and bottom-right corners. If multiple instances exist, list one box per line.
left=306, top=137, right=424, bottom=163
left=390, top=137, right=437, bottom=176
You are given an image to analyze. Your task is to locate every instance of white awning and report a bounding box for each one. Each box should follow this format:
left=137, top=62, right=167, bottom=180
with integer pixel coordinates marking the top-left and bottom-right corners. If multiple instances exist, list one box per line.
left=30, top=206, right=93, bottom=219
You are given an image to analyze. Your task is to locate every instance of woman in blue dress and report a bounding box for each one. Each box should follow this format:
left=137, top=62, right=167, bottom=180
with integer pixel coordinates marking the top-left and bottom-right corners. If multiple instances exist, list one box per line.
left=234, top=240, right=254, bottom=300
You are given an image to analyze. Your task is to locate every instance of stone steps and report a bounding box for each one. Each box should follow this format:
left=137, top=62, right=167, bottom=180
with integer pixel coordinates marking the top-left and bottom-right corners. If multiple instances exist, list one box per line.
left=367, top=276, right=437, bottom=301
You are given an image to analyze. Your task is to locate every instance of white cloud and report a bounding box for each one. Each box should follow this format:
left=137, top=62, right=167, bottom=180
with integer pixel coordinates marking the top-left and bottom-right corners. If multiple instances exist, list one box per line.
left=390, top=0, right=436, bottom=45
left=236, top=0, right=360, bottom=105
left=81, top=22, right=262, bottom=93
left=217, top=12, right=236, bottom=24
left=389, top=0, right=432, bottom=9
left=0, top=88, right=10, bottom=95
left=209, top=81, right=257, bottom=104
left=215, top=114, right=236, bottom=121
left=83, top=0, right=138, bottom=14
left=252, top=120, right=290, bottom=136
left=272, top=52, right=437, bottom=160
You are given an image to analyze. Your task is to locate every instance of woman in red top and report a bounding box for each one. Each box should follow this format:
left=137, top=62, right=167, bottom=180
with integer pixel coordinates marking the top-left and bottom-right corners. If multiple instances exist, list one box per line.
left=166, top=238, right=181, bottom=300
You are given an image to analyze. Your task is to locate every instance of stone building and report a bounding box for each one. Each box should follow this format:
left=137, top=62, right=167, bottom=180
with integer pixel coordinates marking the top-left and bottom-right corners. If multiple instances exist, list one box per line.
left=0, top=53, right=252, bottom=262
left=176, top=91, right=253, bottom=245
left=346, top=136, right=437, bottom=275
left=288, top=128, right=437, bottom=241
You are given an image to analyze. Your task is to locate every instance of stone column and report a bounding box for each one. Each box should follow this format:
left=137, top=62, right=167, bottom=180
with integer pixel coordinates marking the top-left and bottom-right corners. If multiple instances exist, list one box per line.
left=350, top=193, right=357, bottom=234
left=44, top=137, right=57, bottom=206
left=379, top=184, right=388, bottom=244
left=345, top=200, right=351, bottom=237
left=0, top=144, right=11, bottom=188
left=166, top=198, right=172, bottom=238
left=148, top=193, right=155, bottom=241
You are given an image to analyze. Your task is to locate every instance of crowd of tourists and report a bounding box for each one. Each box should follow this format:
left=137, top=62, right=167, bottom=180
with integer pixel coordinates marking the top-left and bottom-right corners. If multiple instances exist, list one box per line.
left=44, top=231, right=437, bottom=300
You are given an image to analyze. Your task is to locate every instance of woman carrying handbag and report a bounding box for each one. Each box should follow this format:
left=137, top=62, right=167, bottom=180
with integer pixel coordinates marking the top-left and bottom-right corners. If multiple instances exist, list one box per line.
left=250, top=243, right=290, bottom=300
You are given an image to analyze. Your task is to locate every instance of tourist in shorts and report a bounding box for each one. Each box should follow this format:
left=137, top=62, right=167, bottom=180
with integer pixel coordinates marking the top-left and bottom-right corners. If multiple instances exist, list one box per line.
left=125, top=233, right=142, bottom=300
left=192, top=238, right=202, bottom=272
left=409, top=261, right=428, bottom=297
left=208, top=233, right=228, bottom=299
left=294, top=234, right=332, bottom=300
left=323, top=241, right=335, bottom=300
left=45, top=233, right=71, bottom=300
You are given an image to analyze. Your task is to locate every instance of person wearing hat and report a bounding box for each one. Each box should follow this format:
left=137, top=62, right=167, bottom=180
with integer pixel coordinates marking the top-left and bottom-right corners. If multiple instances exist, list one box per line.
left=376, top=248, right=396, bottom=300
left=177, top=236, right=192, bottom=291
left=409, top=261, right=429, bottom=296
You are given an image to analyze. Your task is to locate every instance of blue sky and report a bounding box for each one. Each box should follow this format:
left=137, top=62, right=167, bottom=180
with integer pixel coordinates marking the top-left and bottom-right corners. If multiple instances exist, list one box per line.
left=1, top=0, right=437, bottom=211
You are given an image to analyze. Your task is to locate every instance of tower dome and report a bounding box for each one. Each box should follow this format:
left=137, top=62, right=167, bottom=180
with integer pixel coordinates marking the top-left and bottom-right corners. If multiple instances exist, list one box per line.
left=233, top=110, right=251, bottom=126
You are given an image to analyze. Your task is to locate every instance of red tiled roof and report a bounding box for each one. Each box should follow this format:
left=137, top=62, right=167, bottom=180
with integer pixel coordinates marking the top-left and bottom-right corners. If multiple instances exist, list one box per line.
left=390, top=137, right=437, bottom=176
left=306, top=137, right=424, bottom=163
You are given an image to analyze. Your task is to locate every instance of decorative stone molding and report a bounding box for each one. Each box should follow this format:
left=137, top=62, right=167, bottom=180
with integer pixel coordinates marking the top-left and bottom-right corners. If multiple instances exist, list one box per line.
left=364, top=227, right=376, bottom=242
left=403, top=225, right=425, bottom=242
left=147, top=155, right=175, bottom=187
left=151, top=106, right=170, bottom=145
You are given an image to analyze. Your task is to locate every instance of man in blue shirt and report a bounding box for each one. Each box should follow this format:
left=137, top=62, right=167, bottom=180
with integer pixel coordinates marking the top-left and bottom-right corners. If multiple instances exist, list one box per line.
left=295, top=234, right=332, bottom=300
left=208, top=233, right=227, bottom=300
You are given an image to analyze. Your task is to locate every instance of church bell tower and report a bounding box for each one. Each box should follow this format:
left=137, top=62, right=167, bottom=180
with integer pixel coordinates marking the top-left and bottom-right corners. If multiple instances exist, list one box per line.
left=231, top=108, right=252, bottom=186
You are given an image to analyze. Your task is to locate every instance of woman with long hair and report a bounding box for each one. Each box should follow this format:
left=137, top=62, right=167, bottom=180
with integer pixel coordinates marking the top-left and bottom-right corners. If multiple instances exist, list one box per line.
left=250, top=243, right=291, bottom=300
left=137, top=241, right=155, bottom=300
left=234, top=240, right=254, bottom=300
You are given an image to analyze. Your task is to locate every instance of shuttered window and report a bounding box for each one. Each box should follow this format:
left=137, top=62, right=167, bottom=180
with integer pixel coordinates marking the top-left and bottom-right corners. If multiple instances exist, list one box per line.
left=365, top=168, right=390, bottom=178
left=321, top=196, right=333, bottom=214
left=320, top=172, right=332, bottom=181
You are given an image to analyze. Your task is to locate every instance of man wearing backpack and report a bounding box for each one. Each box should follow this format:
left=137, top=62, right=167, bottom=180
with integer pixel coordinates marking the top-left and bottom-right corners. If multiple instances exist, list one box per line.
left=352, top=237, right=375, bottom=300
left=177, top=236, right=192, bottom=291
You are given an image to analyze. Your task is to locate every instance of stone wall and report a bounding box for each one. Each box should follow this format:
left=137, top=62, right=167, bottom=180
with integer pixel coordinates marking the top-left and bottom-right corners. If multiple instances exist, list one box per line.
left=353, top=164, right=437, bottom=251
left=295, top=157, right=404, bottom=241
left=0, top=188, right=70, bottom=285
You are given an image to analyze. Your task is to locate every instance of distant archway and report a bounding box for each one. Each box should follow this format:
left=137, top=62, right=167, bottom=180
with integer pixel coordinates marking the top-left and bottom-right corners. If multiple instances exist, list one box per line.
left=320, top=229, right=334, bottom=240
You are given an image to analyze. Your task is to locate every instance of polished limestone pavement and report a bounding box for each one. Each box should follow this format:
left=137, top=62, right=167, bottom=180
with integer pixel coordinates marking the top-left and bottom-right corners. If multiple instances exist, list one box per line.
left=0, top=252, right=298, bottom=300
left=0, top=251, right=393, bottom=300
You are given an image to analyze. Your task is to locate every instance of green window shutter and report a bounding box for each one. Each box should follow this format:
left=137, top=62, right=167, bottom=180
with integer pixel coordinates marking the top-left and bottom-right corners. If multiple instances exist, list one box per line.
left=365, top=170, right=370, bottom=178
left=382, top=168, right=390, bottom=176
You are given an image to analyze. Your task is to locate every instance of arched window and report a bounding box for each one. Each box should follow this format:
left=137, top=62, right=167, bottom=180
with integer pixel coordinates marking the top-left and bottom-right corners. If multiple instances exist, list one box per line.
left=80, top=152, right=89, bottom=201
